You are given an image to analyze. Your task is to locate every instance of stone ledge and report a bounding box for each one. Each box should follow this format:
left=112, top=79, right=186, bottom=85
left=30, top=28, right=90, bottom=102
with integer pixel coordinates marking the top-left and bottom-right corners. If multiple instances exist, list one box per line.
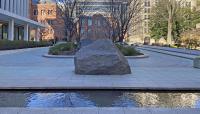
left=0, top=47, right=48, bottom=56
left=194, top=57, right=200, bottom=69
left=43, top=54, right=149, bottom=59
left=1, top=84, right=200, bottom=91
left=138, top=47, right=195, bottom=60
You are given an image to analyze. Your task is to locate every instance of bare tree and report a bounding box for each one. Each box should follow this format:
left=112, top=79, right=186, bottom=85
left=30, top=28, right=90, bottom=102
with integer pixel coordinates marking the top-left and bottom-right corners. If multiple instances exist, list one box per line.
left=109, top=0, right=142, bottom=42
left=56, top=0, right=88, bottom=42
left=55, top=0, right=77, bottom=42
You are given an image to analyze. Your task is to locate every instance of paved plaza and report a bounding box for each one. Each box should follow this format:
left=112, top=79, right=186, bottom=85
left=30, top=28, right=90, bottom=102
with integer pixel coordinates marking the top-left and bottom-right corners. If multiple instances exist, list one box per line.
left=0, top=47, right=199, bottom=90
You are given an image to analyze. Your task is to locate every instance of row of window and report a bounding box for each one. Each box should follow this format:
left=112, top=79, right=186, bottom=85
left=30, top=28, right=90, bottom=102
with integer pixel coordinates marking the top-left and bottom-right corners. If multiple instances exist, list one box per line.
left=33, top=9, right=54, bottom=16
left=0, top=0, right=28, bottom=17
left=80, top=18, right=108, bottom=27
left=144, top=0, right=151, bottom=7
left=40, top=20, right=55, bottom=25
left=0, top=23, right=24, bottom=40
left=144, top=8, right=151, bottom=13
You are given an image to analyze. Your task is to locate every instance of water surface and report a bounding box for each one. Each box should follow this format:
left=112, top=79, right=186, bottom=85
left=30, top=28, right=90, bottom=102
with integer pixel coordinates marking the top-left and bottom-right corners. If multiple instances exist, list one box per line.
left=0, top=91, right=200, bottom=108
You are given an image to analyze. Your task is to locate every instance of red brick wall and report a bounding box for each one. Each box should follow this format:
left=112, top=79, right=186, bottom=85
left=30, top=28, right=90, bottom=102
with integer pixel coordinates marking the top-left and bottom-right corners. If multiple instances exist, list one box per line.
left=30, top=3, right=65, bottom=41
left=79, top=14, right=112, bottom=40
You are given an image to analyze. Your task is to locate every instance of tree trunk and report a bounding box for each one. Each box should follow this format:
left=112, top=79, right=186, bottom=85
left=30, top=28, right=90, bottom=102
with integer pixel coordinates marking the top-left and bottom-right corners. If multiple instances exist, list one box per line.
left=167, top=2, right=173, bottom=45
left=119, top=35, right=124, bottom=42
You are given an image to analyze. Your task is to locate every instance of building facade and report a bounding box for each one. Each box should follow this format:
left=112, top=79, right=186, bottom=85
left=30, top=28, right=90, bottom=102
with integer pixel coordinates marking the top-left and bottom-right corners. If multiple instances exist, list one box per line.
left=79, top=14, right=112, bottom=40
left=77, top=0, right=128, bottom=40
left=128, top=0, right=197, bottom=45
left=0, top=0, right=43, bottom=41
left=31, top=0, right=65, bottom=41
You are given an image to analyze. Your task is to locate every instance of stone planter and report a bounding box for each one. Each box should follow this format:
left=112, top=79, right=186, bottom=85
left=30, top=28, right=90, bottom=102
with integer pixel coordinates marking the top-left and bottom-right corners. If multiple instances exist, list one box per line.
left=194, top=57, right=200, bottom=69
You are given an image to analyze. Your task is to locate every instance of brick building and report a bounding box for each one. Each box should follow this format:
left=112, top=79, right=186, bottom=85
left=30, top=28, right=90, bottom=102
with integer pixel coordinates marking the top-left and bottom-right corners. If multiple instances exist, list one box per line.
left=79, top=14, right=112, bottom=40
left=77, top=0, right=128, bottom=40
left=31, top=0, right=65, bottom=41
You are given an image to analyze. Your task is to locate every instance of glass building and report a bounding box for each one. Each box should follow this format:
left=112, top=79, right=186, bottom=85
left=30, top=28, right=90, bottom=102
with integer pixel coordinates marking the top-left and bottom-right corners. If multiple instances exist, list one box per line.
left=0, top=0, right=44, bottom=41
left=32, top=0, right=56, bottom=4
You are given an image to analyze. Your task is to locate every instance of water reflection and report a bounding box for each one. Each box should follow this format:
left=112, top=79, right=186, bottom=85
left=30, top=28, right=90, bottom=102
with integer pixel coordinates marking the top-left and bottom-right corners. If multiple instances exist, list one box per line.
left=0, top=91, right=200, bottom=108
left=130, top=93, right=200, bottom=108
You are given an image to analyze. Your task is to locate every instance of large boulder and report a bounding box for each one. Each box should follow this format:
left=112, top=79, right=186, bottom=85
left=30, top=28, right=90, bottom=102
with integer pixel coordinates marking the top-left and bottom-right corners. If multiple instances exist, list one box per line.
left=74, top=39, right=131, bottom=75
left=80, top=39, right=94, bottom=48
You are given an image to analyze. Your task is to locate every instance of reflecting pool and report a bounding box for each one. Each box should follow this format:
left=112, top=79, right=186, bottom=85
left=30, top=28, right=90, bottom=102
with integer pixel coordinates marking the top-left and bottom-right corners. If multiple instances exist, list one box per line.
left=0, top=91, right=200, bottom=108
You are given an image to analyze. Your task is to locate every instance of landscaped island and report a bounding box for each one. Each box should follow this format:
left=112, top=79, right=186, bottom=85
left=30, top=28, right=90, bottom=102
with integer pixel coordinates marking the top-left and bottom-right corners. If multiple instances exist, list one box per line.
left=48, top=41, right=143, bottom=56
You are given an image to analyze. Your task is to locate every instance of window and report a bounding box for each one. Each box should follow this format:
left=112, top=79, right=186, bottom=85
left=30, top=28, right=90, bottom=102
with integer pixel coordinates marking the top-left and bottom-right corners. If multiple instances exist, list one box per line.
left=41, top=10, right=46, bottom=15
left=97, top=20, right=101, bottom=26
left=88, top=18, right=92, bottom=26
left=18, top=27, right=24, bottom=40
left=144, top=8, right=148, bottom=13
left=148, top=8, right=151, bottom=13
left=80, top=28, right=85, bottom=34
left=144, top=21, right=148, bottom=27
left=2, top=24, right=8, bottom=39
left=50, top=29, right=54, bottom=34
left=144, top=8, right=150, bottom=13
left=144, top=15, right=149, bottom=20
left=0, top=0, right=1, bottom=9
left=81, top=18, right=86, bottom=27
left=103, top=21, right=108, bottom=26
left=144, top=28, right=149, bottom=33
left=40, top=20, right=46, bottom=24
left=88, top=28, right=92, bottom=33
left=33, top=10, right=38, bottom=15
left=144, top=0, right=150, bottom=7
left=47, top=20, right=53, bottom=25
left=186, top=2, right=191, bottom=7
left=0, top=23, right=2, bottom=39
left=48, top=10, right=53, bottom=15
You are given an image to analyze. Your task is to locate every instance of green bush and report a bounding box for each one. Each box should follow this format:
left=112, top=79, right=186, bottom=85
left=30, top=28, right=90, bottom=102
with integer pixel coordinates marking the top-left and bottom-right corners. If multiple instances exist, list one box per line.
left=49, top=42, right=77, bottom=55
left=0, top=40, right=51, bottom=50
left=116, top=44, right=143, bottom=56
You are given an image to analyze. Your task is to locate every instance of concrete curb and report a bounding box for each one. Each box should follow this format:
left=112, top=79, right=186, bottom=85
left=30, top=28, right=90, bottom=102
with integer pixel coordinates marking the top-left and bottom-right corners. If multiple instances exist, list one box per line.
left=43, top=54, right=74, bottom=58
left=43, top=54, right=149, bottom=59
left=138, top=47, right=195, bottom=60
left=143, top=45, right=200, bottom=56
left=0, top=47, right=49, bottom=56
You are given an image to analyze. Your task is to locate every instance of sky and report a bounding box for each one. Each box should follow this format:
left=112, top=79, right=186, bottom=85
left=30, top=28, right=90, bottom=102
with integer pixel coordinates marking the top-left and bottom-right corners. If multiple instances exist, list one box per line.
left=32, top=0, right=56, bottom=4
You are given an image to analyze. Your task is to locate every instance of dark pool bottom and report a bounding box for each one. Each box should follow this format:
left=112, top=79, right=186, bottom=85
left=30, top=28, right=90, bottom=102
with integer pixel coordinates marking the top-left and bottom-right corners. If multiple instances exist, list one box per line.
left=0, top=91, right=200, bottom=108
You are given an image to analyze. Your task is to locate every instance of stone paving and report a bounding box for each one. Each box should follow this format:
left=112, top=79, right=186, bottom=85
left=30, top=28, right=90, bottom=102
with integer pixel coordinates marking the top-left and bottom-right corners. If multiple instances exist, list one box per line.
left=0, top=47, right=200, bottom=114
left=0, top=108, right=199, bottom=114
left=0, top=47, right=199, bottom=90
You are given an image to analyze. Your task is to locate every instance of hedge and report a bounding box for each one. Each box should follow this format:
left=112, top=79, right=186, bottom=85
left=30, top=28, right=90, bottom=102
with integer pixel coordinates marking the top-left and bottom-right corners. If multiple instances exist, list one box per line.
left=0, top=40, right=52, bottom=50
left=116, top=44, right=144, bottom=56
left=48, top=42, right=77, bottom=55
